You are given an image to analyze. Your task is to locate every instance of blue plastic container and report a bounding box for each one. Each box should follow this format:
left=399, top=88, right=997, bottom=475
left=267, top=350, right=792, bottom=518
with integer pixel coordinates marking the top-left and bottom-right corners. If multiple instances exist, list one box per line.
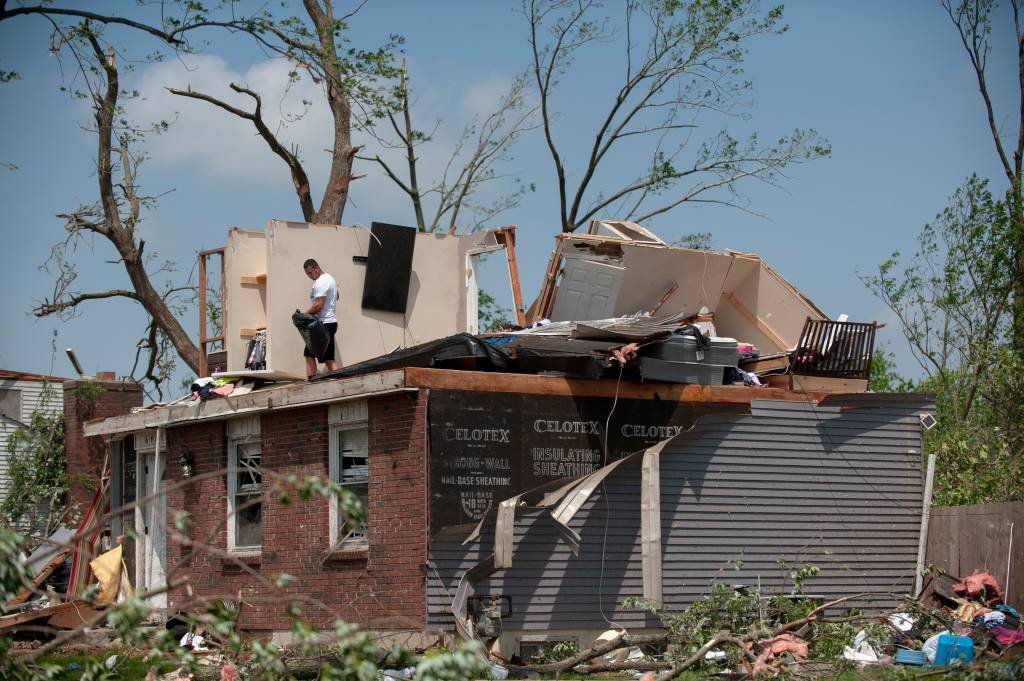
left=895, top=648, right=928, bottom=666
left=933, top=634, right=974, bottom=665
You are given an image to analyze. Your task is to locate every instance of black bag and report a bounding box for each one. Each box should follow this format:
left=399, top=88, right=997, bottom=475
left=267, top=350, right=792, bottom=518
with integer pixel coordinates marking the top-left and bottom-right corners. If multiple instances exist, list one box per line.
left=292, top=311, right=329, bottom=358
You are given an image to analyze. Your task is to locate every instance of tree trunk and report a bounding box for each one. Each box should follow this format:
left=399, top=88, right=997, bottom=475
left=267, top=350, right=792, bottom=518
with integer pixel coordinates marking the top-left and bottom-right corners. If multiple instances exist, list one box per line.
left=306, top=0, right=355, bottom=225
left=90, top=33, right=201, bottom=374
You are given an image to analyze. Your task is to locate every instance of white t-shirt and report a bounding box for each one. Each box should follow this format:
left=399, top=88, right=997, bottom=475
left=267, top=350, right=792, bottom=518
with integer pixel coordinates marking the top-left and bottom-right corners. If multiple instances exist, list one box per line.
left=310, top=272, right=338, bottom=324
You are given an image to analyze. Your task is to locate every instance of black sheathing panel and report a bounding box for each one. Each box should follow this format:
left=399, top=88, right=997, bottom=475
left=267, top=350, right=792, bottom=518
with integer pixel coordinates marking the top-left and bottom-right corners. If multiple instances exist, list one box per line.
left=361, top=221, right=417, bottom=313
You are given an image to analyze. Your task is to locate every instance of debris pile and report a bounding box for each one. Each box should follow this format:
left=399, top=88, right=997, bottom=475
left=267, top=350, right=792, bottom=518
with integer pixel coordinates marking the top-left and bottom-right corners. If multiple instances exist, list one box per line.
left=495, top=568, right=1023, bottom=679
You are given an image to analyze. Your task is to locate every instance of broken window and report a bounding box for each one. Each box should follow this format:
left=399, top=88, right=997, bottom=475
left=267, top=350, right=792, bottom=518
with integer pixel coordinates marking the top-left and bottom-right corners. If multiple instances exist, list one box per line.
left=0, top=388, right=22, bottom=422
left=328, top=401, right=369, bottom=548
left=227, top=416, right=261, bottom=552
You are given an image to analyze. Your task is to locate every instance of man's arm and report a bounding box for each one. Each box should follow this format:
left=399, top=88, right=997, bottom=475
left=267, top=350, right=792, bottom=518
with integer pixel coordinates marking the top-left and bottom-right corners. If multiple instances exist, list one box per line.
left=306, top=296, right=325, bottom=316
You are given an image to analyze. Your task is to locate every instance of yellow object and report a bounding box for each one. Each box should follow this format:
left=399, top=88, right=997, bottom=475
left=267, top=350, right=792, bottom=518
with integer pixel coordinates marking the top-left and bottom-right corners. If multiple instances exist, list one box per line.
left=88, top=545, right=123, bottom=604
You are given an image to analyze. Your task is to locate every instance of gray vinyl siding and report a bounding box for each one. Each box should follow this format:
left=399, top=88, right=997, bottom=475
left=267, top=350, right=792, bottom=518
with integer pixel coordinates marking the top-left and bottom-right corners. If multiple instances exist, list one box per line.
left=427, top=397, right=930, bottom=631
left=0, top=379, right=63, bottom=511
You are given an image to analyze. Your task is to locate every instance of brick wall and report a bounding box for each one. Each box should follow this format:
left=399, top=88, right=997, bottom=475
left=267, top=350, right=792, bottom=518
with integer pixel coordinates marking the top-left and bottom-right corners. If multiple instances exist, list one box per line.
left=63, top=379, right=143, bottom=521
left=165, top=391, right=428, bottom=632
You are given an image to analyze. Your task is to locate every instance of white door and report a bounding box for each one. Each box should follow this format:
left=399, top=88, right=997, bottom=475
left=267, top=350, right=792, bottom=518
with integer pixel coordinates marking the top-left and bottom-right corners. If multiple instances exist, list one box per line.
left=136, top=450, right=167, bottom=609
left=551, top=258, right=625, bottom=321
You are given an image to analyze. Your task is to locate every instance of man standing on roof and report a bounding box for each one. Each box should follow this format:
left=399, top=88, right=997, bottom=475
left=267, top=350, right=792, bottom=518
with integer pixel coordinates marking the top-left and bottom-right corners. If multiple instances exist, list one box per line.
left=302, top=258, right=339, bottom=377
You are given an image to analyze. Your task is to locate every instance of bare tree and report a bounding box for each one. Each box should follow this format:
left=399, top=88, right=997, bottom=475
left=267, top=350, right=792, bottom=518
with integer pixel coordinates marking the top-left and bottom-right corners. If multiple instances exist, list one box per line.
left=943, top=0, right=1024, bottom=353
left=1, top=1, right=400, bottom=388
left=23, top=24, right=202, bottom=386
left=168, top=0, right=402, bottom=225
left=0, top=3, right=236, bottom=387
left=523, top=0, right=830, bottom=233
left=361, top=66, right=538, bottom=233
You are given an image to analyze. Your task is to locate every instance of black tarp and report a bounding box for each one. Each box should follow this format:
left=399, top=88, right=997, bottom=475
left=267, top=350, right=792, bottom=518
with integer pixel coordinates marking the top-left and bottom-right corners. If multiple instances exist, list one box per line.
left=361, top=221, right=417, bottom=313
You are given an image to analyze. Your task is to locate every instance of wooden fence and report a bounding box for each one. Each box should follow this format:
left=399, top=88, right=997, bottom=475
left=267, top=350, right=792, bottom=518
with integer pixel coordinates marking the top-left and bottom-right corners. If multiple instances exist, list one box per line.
left=925, top=502, right=1024, bottom=606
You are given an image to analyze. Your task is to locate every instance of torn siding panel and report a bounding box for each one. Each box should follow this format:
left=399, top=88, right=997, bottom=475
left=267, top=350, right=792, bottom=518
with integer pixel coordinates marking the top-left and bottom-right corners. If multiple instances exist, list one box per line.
left=427, top=390, right=745, bottom=531
left=427, top=396, right=928, bottom=632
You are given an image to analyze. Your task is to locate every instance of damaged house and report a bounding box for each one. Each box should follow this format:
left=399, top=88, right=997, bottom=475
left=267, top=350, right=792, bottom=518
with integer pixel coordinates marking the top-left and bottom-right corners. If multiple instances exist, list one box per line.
left=72, top=219, right=933, bottom=656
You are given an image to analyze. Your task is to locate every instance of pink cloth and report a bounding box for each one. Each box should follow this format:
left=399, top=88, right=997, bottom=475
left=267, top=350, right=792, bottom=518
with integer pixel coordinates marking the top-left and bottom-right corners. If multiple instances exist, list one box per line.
left=992, top=626, right=1024, bottom=645
left=953, top=570, right=1003, bottom=601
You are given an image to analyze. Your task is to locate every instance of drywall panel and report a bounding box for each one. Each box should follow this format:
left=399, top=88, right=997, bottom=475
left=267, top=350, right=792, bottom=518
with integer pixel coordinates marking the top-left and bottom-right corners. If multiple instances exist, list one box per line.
left=714, top=257, right=786, bottom=352
left=752, top=262, right=828, bottom=348
left=264, top=221, right=485, bottom=377
left=224, top=229, right=267, bottom=371
left=615, top=246, right=737, bottom=318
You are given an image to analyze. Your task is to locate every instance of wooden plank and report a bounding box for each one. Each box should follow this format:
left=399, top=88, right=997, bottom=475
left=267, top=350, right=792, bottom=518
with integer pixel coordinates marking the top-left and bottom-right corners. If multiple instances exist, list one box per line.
left=7, top=547, right=71, bottom=606
left=721, top=292, right=790, bottom=350
left=221, top=249, right=227, bottom=365
left=495, top=228, right=526, bottom=326
left=199, top=251, right=208, bottom=377
left=239, top=327, right=263, bottom=338
left=403, top=367, right=827, bottom=403
left=240, top=274, right=267, bottom=286
left=537, top=236, right=565, bottom=321
left=924, top=502, right=1024, bottom=602
left=48, top=604, right=105, bottom=630
left=84, top=370, right=409, bottom=436
left=211, top=369, right=303, bottom=381
left=0, top=601, right=82, bottom=630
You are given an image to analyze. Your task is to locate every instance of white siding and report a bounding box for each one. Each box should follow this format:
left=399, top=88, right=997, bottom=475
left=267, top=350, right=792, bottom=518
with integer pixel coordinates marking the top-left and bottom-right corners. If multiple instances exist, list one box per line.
left=0, top=378, right=63, bottom=511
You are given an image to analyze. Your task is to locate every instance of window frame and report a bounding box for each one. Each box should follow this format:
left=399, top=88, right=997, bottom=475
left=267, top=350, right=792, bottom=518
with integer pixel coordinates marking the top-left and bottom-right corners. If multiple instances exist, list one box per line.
left=0, top=388, right=23, bottom=422
left=227, top=418, right=262, bottom=554
left=328, top=401, right=369, bottom=549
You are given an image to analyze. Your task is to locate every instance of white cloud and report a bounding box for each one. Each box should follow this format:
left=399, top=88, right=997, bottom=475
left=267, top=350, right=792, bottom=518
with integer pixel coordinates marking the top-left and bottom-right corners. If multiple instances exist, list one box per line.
left=124, top=54, right=530, bottom=227
left=128, top=54, right=335, bottom=185
left=457, top=74, right=517, bottom=120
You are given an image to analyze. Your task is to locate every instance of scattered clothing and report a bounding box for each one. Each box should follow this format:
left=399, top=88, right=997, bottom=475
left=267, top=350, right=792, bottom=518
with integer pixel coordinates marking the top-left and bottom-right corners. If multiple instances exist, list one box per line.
left=244, top=330, right=267, bottom=370
left=996, top=603, right=1021, bottom=619
left=210, top=384, right=234, bottom=397
left=991, top=625, right=1024, bottom=646
left=953, top=598, right=990, bottom=623
left=980, top=611, right=1006, bottom=629
left=180, top=631, right=210, bottom=652
left=953, top=570, right=1003, bottom=601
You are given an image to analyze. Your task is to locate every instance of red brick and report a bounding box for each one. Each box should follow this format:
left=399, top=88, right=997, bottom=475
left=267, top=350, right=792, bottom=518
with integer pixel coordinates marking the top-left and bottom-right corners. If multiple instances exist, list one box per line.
left=162, top=393, right=428, bottom=632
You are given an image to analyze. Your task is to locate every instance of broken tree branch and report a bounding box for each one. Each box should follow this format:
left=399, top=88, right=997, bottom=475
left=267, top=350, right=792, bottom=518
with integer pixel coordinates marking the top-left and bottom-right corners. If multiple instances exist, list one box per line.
left=34, top=289, right=141, bottom=317
left=510, top=632, right=668, bottom=675
left=168, top=83, right=316, bottom=222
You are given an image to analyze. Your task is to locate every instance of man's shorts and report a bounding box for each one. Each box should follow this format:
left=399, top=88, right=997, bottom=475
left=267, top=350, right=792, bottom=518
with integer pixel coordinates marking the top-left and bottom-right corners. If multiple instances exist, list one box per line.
left=304, top=322, right=338, bottom=361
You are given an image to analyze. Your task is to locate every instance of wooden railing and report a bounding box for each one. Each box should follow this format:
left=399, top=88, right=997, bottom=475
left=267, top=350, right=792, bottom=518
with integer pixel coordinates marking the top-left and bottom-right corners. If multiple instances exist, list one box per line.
left=790, top=317, right=878, bottom=382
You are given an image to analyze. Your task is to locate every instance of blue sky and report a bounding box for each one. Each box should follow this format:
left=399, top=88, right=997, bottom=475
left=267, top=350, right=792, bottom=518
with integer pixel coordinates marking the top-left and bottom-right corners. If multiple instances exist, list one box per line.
left=0, top=1, right=1018, bottom=392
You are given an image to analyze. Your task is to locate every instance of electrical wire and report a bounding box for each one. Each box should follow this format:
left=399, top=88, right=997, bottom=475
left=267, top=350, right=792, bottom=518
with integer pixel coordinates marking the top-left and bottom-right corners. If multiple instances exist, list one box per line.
left=597, top=364, right=627, bottom=633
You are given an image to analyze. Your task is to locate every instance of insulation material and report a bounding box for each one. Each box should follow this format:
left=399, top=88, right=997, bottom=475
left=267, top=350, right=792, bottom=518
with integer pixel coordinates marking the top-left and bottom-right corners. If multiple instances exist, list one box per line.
left=641, top=440, right=666, bottom=604
left=427, top=390, right=740, bottom=531
left=88, top=545, right=124, bottom=604
left=429, top=396, right=931, bottom=633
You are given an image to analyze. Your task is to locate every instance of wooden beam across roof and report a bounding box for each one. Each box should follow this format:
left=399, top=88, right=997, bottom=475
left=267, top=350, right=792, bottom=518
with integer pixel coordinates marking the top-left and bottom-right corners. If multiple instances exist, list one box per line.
left=83, top=369, right=409, bottom=436
left=83, top=364, right=836, bottom=438
left=403, top=367, right=827, bottom=404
